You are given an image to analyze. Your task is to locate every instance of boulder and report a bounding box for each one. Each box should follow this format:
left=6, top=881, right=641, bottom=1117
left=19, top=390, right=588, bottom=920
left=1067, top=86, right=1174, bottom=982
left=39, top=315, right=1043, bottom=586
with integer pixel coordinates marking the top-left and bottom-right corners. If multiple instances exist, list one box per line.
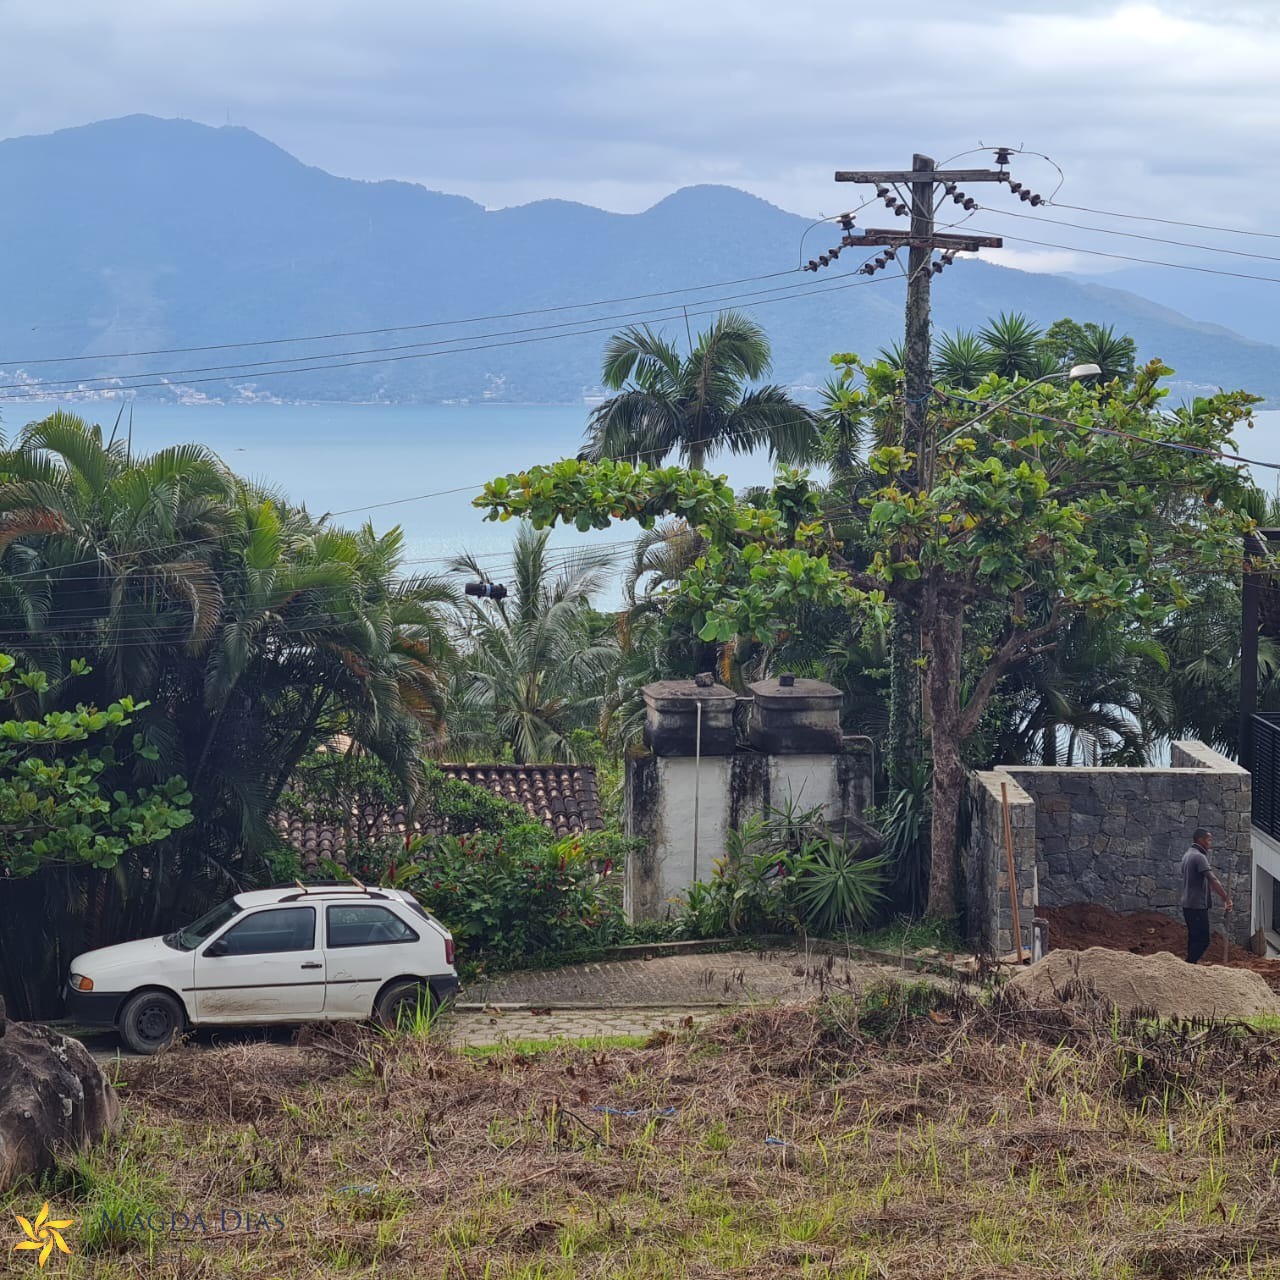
left=0, top=996, right=120, bottom=1191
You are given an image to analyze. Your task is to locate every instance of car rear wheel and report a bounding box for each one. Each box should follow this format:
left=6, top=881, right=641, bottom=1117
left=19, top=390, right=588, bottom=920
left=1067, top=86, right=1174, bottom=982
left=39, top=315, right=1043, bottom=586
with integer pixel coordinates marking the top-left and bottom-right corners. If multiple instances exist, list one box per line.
left=119, top=990, right=184, bottom=1055
left=374, top=980, right=434, bottom=1032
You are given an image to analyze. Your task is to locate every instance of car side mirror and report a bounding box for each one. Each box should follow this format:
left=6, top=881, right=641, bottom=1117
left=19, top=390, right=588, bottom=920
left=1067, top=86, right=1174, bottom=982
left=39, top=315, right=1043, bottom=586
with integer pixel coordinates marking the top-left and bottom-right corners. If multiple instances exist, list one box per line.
left=204, top=939, right=229, bottom=958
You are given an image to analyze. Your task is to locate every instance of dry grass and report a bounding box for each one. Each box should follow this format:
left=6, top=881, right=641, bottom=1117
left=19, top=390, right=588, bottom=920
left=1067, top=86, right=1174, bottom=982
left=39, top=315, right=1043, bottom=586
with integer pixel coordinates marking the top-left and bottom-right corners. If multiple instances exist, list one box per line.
left=9, top=982, right=1280, bottom=1278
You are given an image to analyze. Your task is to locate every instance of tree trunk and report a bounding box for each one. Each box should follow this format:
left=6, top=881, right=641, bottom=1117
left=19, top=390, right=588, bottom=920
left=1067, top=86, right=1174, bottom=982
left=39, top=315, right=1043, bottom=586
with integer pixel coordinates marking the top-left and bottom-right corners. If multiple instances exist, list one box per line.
left=924, top=590, right=965, bottom=921
left=887, top=602, right=920, bottom=787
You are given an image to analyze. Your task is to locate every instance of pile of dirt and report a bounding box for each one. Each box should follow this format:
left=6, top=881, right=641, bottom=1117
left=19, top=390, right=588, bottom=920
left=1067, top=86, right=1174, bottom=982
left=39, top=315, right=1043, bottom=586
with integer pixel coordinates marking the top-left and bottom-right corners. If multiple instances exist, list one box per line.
left=1009, top=945, right=1280, bottom=1019
left=1039, top=901, right=1280, bottom=993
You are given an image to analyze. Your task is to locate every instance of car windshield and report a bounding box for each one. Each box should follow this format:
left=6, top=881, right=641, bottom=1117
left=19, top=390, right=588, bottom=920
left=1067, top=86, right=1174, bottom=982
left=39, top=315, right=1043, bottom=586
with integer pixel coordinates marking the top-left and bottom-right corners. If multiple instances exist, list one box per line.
left=169, top=899, right=244, bottom=951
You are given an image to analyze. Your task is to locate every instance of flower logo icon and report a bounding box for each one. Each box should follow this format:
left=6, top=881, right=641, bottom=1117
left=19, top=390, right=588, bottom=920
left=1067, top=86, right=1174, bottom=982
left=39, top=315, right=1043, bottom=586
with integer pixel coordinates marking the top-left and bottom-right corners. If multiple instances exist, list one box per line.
left=13, top=1203, right=73, bottom=1267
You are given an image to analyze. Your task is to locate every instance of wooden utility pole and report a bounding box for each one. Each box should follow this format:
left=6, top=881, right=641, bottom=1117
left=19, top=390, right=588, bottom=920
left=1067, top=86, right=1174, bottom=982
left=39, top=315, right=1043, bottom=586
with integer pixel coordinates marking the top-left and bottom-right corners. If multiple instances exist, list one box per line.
left=828, top=156, right=1004, bottom=797
left=905, top=154, right=937, bottom=485
left=833, top=154, right=1005, bottom=466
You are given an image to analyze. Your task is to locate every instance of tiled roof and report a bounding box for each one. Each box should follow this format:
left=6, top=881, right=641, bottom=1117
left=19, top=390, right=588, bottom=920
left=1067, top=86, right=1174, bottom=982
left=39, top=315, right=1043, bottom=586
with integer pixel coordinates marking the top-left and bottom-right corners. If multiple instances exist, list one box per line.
left=273, top=763, right=604, bottom=869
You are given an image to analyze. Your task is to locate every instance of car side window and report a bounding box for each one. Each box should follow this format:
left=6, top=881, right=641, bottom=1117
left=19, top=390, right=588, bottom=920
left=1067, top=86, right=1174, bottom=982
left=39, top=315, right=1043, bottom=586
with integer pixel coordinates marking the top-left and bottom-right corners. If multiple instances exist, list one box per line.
left=326, top=905, right=419, bottom=948
left=214, top=907, right=316, bottom=956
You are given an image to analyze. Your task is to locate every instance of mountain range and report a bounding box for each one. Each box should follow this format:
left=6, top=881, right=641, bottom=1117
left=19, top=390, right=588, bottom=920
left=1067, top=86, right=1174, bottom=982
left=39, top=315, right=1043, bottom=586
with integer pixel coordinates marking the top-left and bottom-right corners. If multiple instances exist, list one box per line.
left=1, top=115, right=1278, bottom=406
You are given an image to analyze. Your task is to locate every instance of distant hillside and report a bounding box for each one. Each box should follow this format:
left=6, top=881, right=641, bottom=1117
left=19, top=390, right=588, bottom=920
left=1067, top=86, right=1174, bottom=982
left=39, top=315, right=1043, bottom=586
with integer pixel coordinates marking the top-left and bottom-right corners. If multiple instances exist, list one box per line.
left=2, top=115, right=1278, bottom=405
left=1068, top=266, right=1280, bottom=350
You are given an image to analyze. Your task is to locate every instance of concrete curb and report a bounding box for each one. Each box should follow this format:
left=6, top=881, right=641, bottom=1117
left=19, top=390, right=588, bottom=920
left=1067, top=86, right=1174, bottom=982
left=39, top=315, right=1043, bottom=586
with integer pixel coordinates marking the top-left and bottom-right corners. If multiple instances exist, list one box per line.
left=596, top=935, right=976, bottom=984
left=456, top=1002, right=729, bottom=1013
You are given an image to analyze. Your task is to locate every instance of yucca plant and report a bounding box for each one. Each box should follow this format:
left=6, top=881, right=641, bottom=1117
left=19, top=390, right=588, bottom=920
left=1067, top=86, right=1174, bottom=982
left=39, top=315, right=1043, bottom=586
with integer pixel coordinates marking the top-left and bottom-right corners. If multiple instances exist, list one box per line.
left=792, top=839, right=888, bottom=935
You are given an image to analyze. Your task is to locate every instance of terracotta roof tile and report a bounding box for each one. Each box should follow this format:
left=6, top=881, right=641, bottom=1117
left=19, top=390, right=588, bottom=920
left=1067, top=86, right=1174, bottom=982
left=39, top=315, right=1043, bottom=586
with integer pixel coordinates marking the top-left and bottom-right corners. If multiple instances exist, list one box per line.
left=273, top=763, right=604, bottom=869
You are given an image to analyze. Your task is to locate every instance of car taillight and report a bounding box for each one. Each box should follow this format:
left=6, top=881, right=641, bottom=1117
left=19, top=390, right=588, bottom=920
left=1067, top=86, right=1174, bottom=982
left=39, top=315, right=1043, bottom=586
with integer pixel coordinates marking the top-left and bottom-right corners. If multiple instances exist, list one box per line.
left=70, top=973, right=93, bottom=992
left=445, top=938, right=455, bottom=966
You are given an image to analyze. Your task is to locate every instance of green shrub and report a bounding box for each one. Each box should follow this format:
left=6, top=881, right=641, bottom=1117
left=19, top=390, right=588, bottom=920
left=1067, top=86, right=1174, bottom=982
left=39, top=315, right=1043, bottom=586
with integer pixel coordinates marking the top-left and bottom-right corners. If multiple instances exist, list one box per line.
left=389, top=826, right=633, bottom=968
left=288, top=754, right=635, bottom=971
left=675, top=802, right=886, bottom=940
left=792, top=839, right=888, bottom=935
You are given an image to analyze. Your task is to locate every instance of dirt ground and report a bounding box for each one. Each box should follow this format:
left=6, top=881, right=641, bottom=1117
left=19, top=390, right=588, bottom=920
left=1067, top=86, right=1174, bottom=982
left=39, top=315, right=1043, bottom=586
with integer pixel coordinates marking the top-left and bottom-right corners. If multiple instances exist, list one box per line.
left=1039, top=901, right=1280, bottom=993
left=17, top=987, right=1280, bottom=1279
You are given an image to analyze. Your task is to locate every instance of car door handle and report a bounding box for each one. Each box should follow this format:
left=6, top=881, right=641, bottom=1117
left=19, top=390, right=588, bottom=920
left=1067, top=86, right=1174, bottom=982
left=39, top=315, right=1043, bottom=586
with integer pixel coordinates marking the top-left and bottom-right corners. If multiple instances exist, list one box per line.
left=300, top=961, right=322, bottom=970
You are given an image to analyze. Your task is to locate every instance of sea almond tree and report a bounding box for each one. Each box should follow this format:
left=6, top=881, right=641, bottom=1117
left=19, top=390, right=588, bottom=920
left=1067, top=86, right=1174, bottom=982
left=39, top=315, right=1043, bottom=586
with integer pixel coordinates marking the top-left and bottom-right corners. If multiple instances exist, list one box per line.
left=477, top=359, right=1258, bottom=921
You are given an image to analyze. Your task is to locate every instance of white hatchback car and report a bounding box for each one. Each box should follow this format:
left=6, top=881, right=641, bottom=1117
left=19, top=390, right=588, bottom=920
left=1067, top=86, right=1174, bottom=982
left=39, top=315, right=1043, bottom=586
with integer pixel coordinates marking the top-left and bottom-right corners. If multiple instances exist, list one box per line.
left=65, top=884, right=459, bottom=1054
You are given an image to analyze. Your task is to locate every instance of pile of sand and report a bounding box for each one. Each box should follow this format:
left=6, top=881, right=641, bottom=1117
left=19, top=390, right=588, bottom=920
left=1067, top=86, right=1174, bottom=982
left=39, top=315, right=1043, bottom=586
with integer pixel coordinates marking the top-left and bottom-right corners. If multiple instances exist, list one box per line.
left=1009, top=946, right=1280, bottom=1019
left=1038, top=902, right=1280, bottom=991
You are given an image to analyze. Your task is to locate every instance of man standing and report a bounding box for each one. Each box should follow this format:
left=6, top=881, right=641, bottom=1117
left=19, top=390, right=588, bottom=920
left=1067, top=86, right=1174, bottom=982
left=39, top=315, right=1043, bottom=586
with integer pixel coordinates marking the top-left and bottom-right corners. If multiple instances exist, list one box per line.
left=1180, top=828, right=1232, bottom=964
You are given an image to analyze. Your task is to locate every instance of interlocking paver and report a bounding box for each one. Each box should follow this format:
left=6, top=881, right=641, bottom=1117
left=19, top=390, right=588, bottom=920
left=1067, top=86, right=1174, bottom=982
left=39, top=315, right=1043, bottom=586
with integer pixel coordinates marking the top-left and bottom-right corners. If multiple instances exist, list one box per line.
left=465, top=946, right=917, bottom=1008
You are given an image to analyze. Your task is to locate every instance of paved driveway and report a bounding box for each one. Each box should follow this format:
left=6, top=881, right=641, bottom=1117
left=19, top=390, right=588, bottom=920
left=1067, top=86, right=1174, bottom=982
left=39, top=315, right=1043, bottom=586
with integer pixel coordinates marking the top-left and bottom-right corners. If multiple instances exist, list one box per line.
left=464, top=946, right=902, bottom=1008
left=76, top=946, right=919, bottom=1061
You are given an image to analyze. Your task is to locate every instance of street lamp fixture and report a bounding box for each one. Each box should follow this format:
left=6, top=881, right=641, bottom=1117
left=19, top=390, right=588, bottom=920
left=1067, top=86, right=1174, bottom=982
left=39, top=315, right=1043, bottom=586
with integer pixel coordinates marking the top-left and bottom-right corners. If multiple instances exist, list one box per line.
left=949, top=363, right=1102, bottom=430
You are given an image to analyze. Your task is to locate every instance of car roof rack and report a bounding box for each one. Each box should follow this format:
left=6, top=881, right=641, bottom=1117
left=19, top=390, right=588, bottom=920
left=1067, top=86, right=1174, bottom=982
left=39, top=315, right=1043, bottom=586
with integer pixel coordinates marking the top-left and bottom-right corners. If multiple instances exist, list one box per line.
left=277, top=879, right=389, bottom=903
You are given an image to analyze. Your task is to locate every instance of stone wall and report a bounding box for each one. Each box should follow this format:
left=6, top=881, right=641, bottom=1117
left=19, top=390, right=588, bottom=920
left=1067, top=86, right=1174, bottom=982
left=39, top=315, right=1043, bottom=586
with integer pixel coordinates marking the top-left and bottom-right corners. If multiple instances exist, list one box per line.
left=624, top=745, right=875, bottom=919
left=964, top=772, right=1037, bottom=956
left=963, top=741, right=1251, bottom=951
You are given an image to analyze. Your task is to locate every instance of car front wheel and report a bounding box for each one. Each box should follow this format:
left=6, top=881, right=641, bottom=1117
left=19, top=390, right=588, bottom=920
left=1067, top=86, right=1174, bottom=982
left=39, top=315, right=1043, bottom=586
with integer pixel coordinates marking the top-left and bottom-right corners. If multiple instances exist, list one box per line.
left=119, top=990, right=184, bottom=1055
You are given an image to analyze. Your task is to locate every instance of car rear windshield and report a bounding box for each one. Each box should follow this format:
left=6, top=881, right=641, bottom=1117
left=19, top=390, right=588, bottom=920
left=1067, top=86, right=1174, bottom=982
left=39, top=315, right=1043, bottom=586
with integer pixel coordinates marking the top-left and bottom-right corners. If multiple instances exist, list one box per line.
left=400, top=895, right=438, bottom=927
left=173, top=899, right=244, bottom=951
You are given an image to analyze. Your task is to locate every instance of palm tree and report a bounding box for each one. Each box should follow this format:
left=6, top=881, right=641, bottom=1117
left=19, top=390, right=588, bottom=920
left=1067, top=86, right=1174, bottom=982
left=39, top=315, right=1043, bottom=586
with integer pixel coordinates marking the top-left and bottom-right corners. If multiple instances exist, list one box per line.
left=0, top=412, right=458, bottom=1016
left=978, top=312, right=1044, bottom=380
left=877, top=341, right=906, bottom=371
left=579, top=310, right=819, bottom=470
left=1074, top=323, right=1137, bottom=386
left=449, top=526, right=619, bottom=762
left=995, top=618, right=1170, bottom=766
left=0, top=411, right=236, bottom=697
left=933, top=330, right=996, bottom=389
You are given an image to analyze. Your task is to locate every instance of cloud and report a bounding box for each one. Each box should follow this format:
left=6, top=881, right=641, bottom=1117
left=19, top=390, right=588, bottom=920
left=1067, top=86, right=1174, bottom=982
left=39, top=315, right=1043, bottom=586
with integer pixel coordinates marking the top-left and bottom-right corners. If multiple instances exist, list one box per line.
left=981, top=248, right=1111, bottom=275
left=1, top=0, right=1278, bottom=280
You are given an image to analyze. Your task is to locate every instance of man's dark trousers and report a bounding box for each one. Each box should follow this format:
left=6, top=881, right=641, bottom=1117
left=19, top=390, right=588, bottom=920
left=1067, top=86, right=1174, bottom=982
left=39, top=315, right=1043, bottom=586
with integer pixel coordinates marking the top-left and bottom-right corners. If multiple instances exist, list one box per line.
left=1184, top=907, right=1211, bottom=964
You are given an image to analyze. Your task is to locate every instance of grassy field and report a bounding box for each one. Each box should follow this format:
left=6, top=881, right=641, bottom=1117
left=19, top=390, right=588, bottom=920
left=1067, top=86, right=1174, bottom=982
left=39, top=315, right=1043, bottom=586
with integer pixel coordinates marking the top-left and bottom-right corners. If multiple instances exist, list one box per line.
left=7, top=980, right=1280, bottom=1279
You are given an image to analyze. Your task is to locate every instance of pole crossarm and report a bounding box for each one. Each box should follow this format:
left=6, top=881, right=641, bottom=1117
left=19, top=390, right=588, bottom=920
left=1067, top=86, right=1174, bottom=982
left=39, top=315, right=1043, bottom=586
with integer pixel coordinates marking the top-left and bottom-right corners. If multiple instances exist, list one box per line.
left=849, top=230, right=1003, bottom=251
left=835, top=168, right=1009, bottom=184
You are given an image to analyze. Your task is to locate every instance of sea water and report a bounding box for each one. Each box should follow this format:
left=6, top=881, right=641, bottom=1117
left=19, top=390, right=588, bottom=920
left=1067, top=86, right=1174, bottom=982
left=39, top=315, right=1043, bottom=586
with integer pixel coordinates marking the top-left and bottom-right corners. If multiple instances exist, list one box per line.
left=2, top=399, right=1278, bottom=591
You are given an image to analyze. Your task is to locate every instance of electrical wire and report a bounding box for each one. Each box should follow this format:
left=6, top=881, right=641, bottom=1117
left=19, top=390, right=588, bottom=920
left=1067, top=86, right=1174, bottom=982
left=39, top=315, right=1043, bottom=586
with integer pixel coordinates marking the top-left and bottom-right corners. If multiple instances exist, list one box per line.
left=796, top=196, right=879, bottom=263
left=0, top=267, right=900, bottom=402
left=935, top=388, right=1280, bottom=471
left=956, top=225, right=1280, bottom=286
left=975, top=203, right=1280, bottom=266
left=1046, top=200, right=1280, bottom=244
left=0, top=268, right=808, bottom=370
left=0, top=270, right=872, bottom=395
left=0, top=532, right=689, bottom=644
left=0, top=199, right=884, bottom=377
left=0, top=395, right=835, bottom=585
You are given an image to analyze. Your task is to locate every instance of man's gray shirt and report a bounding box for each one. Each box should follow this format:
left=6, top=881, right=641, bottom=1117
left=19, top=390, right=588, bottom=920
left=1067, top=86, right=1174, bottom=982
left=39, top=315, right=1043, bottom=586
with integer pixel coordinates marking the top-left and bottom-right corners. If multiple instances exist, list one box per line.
left=1180, top=845, right=1213, bottom=910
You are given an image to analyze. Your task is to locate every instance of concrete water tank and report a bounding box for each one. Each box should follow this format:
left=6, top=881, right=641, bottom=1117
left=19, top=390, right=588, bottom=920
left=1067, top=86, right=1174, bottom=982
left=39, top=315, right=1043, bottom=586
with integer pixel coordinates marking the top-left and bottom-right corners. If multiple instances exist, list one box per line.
left=747, top=673, right=844, bottom=754
left=641, top=674, right=737, bottom=756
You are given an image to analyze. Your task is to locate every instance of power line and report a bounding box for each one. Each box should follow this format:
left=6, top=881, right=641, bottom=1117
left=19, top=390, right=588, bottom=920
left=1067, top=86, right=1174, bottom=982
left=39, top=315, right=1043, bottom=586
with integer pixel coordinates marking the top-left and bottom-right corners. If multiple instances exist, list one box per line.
left=0, top=401, right=829, bottom=583
left=0, top=534, right=683, bottom=644
left=0, top=268, right=898, bottom=402
left=0, top=196, right=885, bottom=376
left=1047, top=200, right=1280, bottom=244
left=961, top=225, right=1280, bottom=286
left=0, top=268, right=804, bottom=369
left=979, top=204, right=1280, bottom=266
left=936, top=388, right=1280, bottom=471
left=0, top=271, right=864, bottom=394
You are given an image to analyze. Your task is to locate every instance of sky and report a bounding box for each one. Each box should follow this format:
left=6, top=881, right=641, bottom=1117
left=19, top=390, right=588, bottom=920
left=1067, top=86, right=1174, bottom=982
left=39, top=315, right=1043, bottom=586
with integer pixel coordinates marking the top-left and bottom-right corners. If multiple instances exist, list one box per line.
left=1, top=0, right=1279, bottom=278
